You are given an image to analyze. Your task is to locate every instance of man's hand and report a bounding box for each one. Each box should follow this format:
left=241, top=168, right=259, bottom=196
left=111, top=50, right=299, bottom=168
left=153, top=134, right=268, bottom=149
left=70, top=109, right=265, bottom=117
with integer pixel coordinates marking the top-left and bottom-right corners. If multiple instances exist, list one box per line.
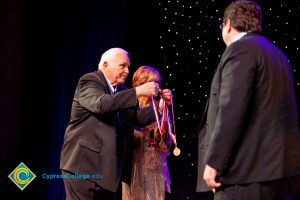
left=203, top=164, right=222, bottom=193
left=135, top=82, right=159, bottom=98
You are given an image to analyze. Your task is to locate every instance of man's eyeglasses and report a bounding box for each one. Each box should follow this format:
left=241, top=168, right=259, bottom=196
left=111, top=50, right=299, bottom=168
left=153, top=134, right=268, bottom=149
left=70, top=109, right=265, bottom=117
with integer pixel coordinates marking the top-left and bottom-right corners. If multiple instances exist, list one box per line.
left=219, top=23, right=225, bottom=30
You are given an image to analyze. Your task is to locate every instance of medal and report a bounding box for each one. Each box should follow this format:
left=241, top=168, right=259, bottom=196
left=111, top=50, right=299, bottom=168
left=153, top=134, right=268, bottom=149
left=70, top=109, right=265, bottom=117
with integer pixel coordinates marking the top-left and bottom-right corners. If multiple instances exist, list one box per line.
left=151, top=90, right=181, bottom=156
left=159, top=140, right=165, bottom=149
left=173, top=146, right=181, bottom=156
left=159, top=141, right=168, bottom=152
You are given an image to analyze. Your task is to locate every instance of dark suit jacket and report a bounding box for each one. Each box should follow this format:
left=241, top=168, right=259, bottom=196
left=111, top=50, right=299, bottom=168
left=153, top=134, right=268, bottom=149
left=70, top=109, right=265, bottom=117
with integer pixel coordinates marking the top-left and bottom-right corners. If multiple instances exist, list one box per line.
left=197, top=33, right=300, bottom=192
left=60, top=70, right=155, bottom=192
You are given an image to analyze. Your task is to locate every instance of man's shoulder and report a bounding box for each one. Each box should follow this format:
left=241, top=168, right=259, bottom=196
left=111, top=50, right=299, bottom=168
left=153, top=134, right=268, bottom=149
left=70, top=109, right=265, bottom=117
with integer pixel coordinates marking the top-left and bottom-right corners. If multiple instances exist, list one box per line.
left=76, top=71, right=107, bottom=88
left=227, top=33, right=266, bottom=53
left=80, top=71, right=102, bottom=81
left=240, top=33, right=270, bottom=46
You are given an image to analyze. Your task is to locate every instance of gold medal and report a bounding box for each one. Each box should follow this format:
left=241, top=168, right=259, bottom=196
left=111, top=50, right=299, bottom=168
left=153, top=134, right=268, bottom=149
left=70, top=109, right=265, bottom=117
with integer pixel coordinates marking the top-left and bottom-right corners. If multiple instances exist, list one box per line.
left=173, top=146, right=181, bottom=156
left=159, top=140, right=165, bottom=148
left=159, top=141, right=167, bottom=152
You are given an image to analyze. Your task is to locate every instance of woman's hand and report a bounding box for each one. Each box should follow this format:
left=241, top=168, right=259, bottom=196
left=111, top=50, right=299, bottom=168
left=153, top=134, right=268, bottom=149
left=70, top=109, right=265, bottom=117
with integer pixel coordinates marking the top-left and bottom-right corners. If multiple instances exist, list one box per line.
left=160, top=89, right=173, bottom=106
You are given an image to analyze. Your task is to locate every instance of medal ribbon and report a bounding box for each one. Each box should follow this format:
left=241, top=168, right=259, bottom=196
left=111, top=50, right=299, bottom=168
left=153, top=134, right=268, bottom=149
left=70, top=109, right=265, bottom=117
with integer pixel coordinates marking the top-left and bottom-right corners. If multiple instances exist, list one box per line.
left=151, top=94, right=177, bottom=145
left=151, top=96, right=162, bottom=134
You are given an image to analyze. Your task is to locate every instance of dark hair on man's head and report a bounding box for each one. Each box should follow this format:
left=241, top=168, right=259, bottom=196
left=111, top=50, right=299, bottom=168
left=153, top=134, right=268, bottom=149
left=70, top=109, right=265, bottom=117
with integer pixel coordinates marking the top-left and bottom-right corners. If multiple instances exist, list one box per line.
left=223, top=0, right=262, bottom=33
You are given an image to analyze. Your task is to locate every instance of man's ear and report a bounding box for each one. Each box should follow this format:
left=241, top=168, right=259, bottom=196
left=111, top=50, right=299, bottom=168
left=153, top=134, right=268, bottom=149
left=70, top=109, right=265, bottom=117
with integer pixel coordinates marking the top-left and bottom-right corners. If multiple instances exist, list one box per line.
left=227, top=19, right=232, bottom=32
left=103, top=61, right=109, bottom=72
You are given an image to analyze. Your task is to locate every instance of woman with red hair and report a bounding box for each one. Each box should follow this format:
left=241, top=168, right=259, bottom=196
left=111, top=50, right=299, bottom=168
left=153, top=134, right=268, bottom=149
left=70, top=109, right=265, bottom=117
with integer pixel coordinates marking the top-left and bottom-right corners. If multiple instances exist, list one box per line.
left=123, top=66, right=172, bottom=200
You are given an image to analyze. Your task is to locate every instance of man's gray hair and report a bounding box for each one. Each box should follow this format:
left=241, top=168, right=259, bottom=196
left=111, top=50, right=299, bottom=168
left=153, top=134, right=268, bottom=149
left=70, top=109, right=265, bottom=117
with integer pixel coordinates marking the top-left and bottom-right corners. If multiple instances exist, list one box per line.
left=98, top=48, right=129, bottom=70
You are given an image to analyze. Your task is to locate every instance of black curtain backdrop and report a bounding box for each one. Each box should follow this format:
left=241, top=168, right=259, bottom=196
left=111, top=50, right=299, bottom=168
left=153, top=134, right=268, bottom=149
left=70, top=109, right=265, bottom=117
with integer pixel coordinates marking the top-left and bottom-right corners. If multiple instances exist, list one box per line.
left=0, top=0, right=160, bottom=199
left=1, top=0, right=299, bottom=199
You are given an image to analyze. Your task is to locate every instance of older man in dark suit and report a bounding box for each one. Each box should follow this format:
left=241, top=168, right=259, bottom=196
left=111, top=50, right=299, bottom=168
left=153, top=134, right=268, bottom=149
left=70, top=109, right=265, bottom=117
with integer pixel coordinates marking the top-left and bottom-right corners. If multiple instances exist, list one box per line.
left=197, top=1, right=300, bottom=199
left=60, top=47, right=172, bottom=199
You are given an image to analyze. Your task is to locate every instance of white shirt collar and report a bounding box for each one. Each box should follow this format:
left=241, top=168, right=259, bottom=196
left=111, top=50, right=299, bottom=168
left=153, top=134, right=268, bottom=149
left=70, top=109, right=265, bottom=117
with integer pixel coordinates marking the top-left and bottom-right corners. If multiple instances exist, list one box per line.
left=232, top=32, right=248, bottom=43
left=102, top=74, right=117, bottom=94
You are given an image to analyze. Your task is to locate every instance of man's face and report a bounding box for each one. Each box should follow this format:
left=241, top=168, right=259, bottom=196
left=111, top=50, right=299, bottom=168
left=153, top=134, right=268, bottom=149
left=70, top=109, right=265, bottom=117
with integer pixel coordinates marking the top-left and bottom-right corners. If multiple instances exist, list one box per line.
left=105, top=53, right=130, bottom=86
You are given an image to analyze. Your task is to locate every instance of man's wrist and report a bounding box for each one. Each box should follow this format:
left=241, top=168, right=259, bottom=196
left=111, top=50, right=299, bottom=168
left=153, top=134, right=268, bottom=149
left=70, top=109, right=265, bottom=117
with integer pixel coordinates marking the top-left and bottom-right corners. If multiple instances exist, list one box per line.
left=135, top=86, right=142, bottom=98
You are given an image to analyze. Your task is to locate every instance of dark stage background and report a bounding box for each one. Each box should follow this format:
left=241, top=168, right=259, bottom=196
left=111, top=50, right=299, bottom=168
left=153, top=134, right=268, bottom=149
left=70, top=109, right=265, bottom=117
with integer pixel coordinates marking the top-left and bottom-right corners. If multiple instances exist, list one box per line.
left=0, top=0, right=299, bottom=199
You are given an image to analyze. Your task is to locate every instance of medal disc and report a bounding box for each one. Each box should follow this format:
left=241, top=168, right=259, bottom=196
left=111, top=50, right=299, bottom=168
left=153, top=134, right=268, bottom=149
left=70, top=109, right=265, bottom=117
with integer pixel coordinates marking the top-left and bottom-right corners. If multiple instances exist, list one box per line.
left=173, top=146, right=181, bottom=156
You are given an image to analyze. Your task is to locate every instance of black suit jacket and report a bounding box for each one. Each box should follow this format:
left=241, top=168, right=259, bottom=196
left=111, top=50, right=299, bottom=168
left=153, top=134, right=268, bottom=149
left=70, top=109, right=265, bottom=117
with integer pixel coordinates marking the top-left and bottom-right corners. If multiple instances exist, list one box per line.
left=60, top=70, right=155, bottom=192
left=197, top=33, right=300, bottom=192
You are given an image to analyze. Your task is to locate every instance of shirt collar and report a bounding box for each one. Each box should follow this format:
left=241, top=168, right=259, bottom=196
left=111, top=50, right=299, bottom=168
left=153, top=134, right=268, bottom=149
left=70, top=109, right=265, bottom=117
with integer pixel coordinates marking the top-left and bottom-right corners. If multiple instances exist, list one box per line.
left=232, top=32, right=248, bottom=43
left=102, top=73, right=117, bottom=94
